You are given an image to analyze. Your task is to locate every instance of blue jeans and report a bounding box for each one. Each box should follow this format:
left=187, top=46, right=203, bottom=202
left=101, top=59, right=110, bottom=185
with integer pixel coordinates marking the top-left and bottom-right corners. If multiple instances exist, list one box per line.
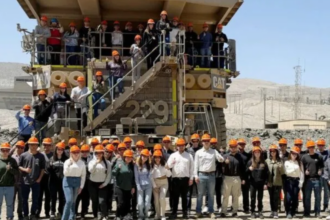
left=66, top=46, right=78, bottom=65
left=196, top=173, right=216, bottom=213
left=200, top=48, right=211, bottom=67
left=22, top=183, right=40, bottom=216
left=62, top=177, right=81, bottom=220
left=321, top=177, right=329, bottom=207
left=137, top=185, right=152, bottom=218
left=284, top=178, right=299, bottom=216
left=80, top=45, right=91, bottom=66
left=92, top=92, right=106, bottom=118
left=37, top=44, right=46, bottom=64
left=35, top=120, right=47, bottom=143
left=0, top=186, right=15, bottom=219
left=304, top=178, right=321, bottom=215
left=108, top=76, right=123, bottom=99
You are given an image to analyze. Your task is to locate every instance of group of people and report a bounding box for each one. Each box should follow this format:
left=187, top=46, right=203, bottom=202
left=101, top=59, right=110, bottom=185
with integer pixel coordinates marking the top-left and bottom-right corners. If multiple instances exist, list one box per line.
left=1, top=133, right=330, bottom=220
left=35, top=10, right=228, bottom=68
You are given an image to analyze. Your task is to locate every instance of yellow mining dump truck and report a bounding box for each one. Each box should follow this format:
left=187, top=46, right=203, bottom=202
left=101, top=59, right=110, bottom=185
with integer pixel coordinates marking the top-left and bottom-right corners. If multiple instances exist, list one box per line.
left=17, top=0, right=242, bottom=148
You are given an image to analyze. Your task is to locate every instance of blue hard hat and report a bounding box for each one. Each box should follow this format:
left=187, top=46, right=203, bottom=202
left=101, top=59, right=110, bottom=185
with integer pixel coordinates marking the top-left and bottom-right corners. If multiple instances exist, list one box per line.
left=50, top=18, right=58, bottom=23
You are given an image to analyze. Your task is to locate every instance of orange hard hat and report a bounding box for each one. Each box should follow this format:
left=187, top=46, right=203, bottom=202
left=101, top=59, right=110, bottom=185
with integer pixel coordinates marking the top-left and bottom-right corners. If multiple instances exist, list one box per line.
left=112, top=50, right=119, bottom=56
left=229, top=139, right=238, bottom=147
left=56, top=142, right=66, bottom=150
left=176, top=138, right=186, bottom=146
left=202, top=23, right=208, bottom=28
left=23, top=105, right=31, bottom=110
left=210, top=138, right=217, bottom=144
left=80, top=144, right=90, bottom=152
left=153, top=150, right=163, bottom=157
left=68, top=138, right=77, bottom=145
left=147, top=19, right=155, bottom=24
left=237, top=138, right=246, bottom=144
left=91, top=138, right=99, bottom=145
left=16, top=140, right=25, bottom=147
left=291, top=146, right=301, bottom=154
left=123, top=149, right=134, bottom=157
left=201, top=134, right=211, bottom=141
left=269, top=144, right=278, bottom=151
left=317, top=139, right=326, bottom=146
left=162, top=136, right=171, bottom=143
left=77, top=76, right=85, bottom=82
left=160, top=10, right=167, bottom=16
left=84, top=17, right=90, bottom=22
left=252, top=137, right=261, bottom=143
left=153, top=144, right=162, bottom=151
left=172, top=16, right=179, bottom=22
left=113, top=20, right=120, bottom=25
left=141, top=149, right=150, bottom=157
left=187, top=22, right=193, bottom=27
left=191, top=133, right=200, bottom=140
left=252, top=146, right=261, bottom=153
left=38, top=90, right=46, bottom=96
left=95, top=71, right=103, bottom=76
left=69, top=22, right=76, bottom=27
left=306, top=140, right=315, bottom=148
left=217, top=24, right=223, bottom=29
left=101, top=20, right=108, bottom=25
left=59, top=82, right=67, bottom=88
left=41, top=16, right=48, bottom=22
left=278, top=138, right=287, bottom=145
left=106, top=144, right=115, bottom=152
left=136, top=140, right=145, bottom=147
left=94, top=144, right=104, bottom=152
left=123, top=137, right=132, bottom=143
left=112, top=140, right=120, bottom=145
left=70, top=145, right=80, bottom=153
left=102, top=139, right=109, bottom=145
left=117, top=143, right=127, bottom=149
left=294, top=138, right=303, bottom=145
left=1, top=143, right=10, bottom=149
left=42, top=138, right=52, bottom=145
left=126, top=22, right=132, bottom=26
left=134, top=35, right=142, bottom=41
left=28, top=137, right=39, bottom=145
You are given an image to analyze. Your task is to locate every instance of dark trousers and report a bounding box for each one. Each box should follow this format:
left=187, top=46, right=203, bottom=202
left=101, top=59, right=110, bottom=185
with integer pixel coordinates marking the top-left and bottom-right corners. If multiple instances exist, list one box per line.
left=268, top=186, right=281, bottom=212
left=215, top=177, right=223, bottom=209
left=37, top=44, right=46, bottom=64
left=167, top=177, right=173, bottom=209
left=107, top=184, right=114, bottom=213
left=22, top=183, right=40, bottom=217
left=187, top=180, right=198, bottom=211
left=66, top=46, right=78, bottom=65
left=75, top=179, right=90, bottom=217
left=18, top=134, right=31, bottom=152
left=285, top=178, right=299, bottom=216
left=49, top=178, right=65, bottom=215
left=250, top=182, right=264, bottom=212
left=115, top=187, right=131, bottom=218
left=50, top=45, right=61, bottom=65
left=88, top=181, right=108, bottom=218
left=14, top=184, right=23, bottom=217
left=75, top=108, right=87, bottom=132
left=172, top=177, right=189, bottom=214
left=131, top=189, right=137, bottom=213
left=303, top=178, right=321, bottom=215
left=146, top=46, right=159, bottom=69
left=37, top=174, right=50, bottom=217
left=241, top=181, right=250, bottom=211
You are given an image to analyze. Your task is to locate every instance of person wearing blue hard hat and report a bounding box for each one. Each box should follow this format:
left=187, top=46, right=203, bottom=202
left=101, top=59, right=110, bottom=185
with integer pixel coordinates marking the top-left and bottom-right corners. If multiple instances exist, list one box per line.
left=48, top=18, right=63, bottom=65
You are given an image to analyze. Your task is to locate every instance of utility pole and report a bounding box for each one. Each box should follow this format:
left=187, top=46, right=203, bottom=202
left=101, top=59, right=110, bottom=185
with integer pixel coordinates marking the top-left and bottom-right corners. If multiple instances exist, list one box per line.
left=264, top=93, right=266, bottom=129
left=293, top=64, right=302, bottom=119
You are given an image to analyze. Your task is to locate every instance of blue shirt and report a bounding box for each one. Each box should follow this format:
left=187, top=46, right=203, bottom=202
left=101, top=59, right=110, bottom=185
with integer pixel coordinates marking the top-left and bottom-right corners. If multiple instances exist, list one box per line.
left=134, top=163, right=152, bottom=190
left=318, top=150, right=329, bottom=162
left=199, top=32, right=213, bottom=48
left=15, top=111, right=34, bottom=135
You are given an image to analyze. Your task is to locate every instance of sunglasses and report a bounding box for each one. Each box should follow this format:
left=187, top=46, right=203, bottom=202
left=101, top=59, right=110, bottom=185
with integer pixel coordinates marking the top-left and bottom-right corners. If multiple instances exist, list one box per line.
left=16, top=147, right=25, bottom=150
left=95, top=152, right=103, bottom=155
left=118, top=148, right=126, bottom=151
left=154, top=156, right=161, bottom=159
left=1, top=149, right=9, bottom=153
left=43, top=144, right=51, bottom=147
left=279, top=144, right=286, bottom=147
left=202, top=140, right=210, bottom=143
left=57, top=149, right=64, bottom=151
left=192, top=140, right=199, bottom=143
left=177, top=145, right=185, bottom=147
left=136, top=146, right=144, bottom=148
left=81, top=151, right=89, bottom=153
left=163, top=141, right=170, bottom=144
left=270, top=151, right=277, bottom=153
left=71, top=152, right=80, bottom=155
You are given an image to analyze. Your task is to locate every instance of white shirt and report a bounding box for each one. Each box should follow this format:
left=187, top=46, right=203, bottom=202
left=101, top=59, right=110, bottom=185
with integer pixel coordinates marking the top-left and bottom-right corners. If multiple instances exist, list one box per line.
left=112, top=31, right=123, bottom=45
left=167, top=151, right=194, bottom=180
left=194, top=147, right=224, bottom=177
left=88, top=159, right=112, bottom=187
left=70, top=86, right=91, bottom=109
left=63, top=159, right=86, bottom=188
left=284, top=160, right=305, bottom=187
left=151, top=164, right=172, bottom=188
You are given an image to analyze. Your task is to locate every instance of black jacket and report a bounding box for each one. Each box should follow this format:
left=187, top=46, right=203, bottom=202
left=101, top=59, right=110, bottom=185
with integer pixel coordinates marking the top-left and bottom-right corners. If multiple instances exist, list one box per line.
left=156, top=18, right=172, bottom=35
left=142, top=28, right=160, bottom=49
left=185, top=30, right=198, bottom=49
left=79, top=26, right=95, bottom=45
left=212, top=32, right=228, bottom=51
left=246, top=160, right=269, bottom=184
left=222, top=152, right=246, bottom=180
left=33, top=99, right=52, bottom=122
left=48, top=155, right=68, bottom=180
left=94, top=27, right=112, bottom=57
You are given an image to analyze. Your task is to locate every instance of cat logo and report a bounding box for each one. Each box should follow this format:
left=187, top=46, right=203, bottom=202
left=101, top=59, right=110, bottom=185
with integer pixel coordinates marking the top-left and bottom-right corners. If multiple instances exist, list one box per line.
left=211, top=74, right=225, bottom=92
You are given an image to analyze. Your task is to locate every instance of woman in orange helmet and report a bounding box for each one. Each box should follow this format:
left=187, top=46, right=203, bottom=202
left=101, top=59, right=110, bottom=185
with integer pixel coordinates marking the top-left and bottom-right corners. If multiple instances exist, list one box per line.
left=130, top=35, right=145, bottom=83
left=94, top=20, right=111, bottom=59
left=92, top=71, right=106, bottom=118
left=156, top=11, right=171, bottom=56
left=79, top=17, right=95, bottom=63
left=142, top=19, right=160, bottom=69
left=53, top=82, right=71, bottom=135
left=33, top=90, right=52, bottom=142
left=63, top=22, right=79, bottom=65
left=35, top=16, right=51, bottom=64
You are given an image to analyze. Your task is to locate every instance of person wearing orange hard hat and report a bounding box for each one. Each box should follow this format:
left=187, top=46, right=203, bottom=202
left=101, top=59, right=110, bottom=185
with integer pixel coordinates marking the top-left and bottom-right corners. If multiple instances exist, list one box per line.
left=220, top=139, right=246, bottom=217
left=134, top=140, right=146, bottom=158
left=20, top=137, right=46, bottom=219
left=52, top=81, right=71, bottom=135
left=111, top=21, right=124, bottom=57
left=48, top=18, right=64, bottom=65
left=198, top=22, right=213, bottom=68
left=166, top=138, right=193, bottom=219
left=162, top=136, right=174, bottom=162
left=265, top=145, right=284, bottom=219
left=123, top=21, right=135, bottom=57
left=36, top=16, right=51, bottom=64
left=278, top=138, right=289, bottom=161
left=194, top=134, right=223, bottom=219
left=123, top=137, right=133, bottom=150
left=79, top=17, right=95, bottom=62
left=168, top=16, right=180, bottom=57
left=70, top=75, right=91, bottom=131
left=16, top=104, right=35, bottom=151
left=0, top=142, right=19, bottom=220
left=142, top=18, right=160, bottom=69
left=250, top=137, right=268, bottom=160
left=33, top=89, right=52, bottom=142
left=294, top=138, right=306, bottom=155
left=48, top=141, right=68, bottom=219
left=63, top=22, right=79, bottom=65
left=185, top=22, right=198, bottom=67
left=316, top=138, right=329, bottom=211
left=103, top=143, right=116, bottom=213
left=212, top=23, right=228, bottom=69
left=130, top=34, right=144, bottom=83
left=157, top=10, right=172, bottom=56
left=112, top=149, right=135, bottom=219
left=92, top=70, right=106, bottom=118
left=301, top=140, right=323, bottom=218
left=95, top=20, right=111, bottom=60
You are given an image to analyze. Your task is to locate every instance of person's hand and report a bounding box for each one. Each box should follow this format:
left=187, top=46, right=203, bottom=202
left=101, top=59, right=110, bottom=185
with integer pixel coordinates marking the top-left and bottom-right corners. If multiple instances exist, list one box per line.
left=103, top=44, right=107, bottom=47
left=195, top=177, right=199, bottom=184
left=305, top=169, right=310, bottom=176
left=249, top=166, right=254, bottom=171
left=101, top=81, right=104, bottom=85
left=6, top=164, right=11, bottom=170
left=25, top=167, right=32, bottom=174
left=318, top=170, right=322, bottom=176
left=28, top=121, right=33, bottom=126
left=78, top=188, right=82, bottom=194
left=154, top=188, right=160, bottom=193
left=241, top=180, right=245, bottom=185
left=116, top=154, right=121, bottom=159
left=66, top=101, right=71, bottom=104
left=189, top=180, right=193, bottom=186
left=328, top=181, right=330, bottom=186
left=220, top=37, right=224, bottom=42
left=225, top=158, right=230, bottom=164
left=36, top=178, right=41, bottom=183
left=165, top=164, right=170, bottom=170
left=131, top=188, right=135, bottom=195
left=82, top=38, right=86, bottom=42
left=97, top=158, right=102, bottom=163
left=59, top=23, right=62, bottom=28
left=99, top=184, right=105, bottom=188
left=264, top=185, right=267, bottom=190
left=118, top=163, right=122, bottom=169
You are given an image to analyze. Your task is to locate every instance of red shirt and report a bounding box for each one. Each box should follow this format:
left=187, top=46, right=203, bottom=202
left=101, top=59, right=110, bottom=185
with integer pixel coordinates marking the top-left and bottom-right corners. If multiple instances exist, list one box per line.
left=48, top=28, right=62, bottom=45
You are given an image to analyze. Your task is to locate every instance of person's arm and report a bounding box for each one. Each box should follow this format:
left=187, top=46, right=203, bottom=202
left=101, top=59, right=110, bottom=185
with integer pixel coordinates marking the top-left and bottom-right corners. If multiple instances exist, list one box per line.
left=189, top=154, right=194, bottom=181
left=79, top=87, right=91, bottom=100
left=32, top=100, right=39, bottom=109
left=264, top=162, right=269, bottom=185
left=150, top=169, right=157, bottom=188
left=8, top=158, right=19, bottom=175
left=100, top=161, right=111, bottom=187
left=112, top=161, right=121, bottom=177
left=15, top=111, right=21, bottom=121
left=44, top=27, right=51, bottom=38
left=166, top=154, right=174, bottom=169
left=88, top=159, right=97, bottom=173
left=194, top=150, right=199, bottom=178
left=134, top=164, right=141, bottom=191
left=63, top=159, right=72, bottom=176
left=209, top=33, right=213, bottom=48
left=215, top=149, right=224, bottom=162
left=80, top=162, right=86, bottom=189
left=223, top=33, right=228, bottom=43
left=299, top=163, right=305, bottom=188
left=9, top=146, right=16, bottom=157
left=36, top=155, right=46, bottom=182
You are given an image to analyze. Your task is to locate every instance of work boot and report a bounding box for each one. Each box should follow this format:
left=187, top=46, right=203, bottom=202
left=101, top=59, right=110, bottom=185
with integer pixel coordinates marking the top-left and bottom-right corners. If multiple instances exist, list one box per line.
left=259, top=212, right=264, bottom=219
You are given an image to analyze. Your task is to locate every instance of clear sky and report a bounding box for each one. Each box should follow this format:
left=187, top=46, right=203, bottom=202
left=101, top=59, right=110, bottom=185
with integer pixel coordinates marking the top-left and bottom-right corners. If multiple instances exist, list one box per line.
left=0, top=0, right=329, bottom=88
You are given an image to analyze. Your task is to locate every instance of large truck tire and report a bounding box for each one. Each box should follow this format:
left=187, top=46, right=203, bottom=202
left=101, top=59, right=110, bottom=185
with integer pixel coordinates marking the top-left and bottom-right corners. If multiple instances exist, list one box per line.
left=212, top=108, right=227, bottom=149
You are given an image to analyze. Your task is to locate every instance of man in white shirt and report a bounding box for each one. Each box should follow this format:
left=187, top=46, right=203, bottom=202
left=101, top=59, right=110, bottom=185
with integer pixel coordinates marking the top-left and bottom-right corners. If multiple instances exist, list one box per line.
left=194, top=134, right=223, bottom=219
left=166, top=138, right=194, bottom=219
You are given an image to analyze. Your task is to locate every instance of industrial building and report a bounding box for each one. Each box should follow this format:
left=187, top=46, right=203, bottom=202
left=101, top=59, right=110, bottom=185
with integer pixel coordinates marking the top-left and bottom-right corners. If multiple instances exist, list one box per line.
left=278, top=119, right=330, bottom=130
